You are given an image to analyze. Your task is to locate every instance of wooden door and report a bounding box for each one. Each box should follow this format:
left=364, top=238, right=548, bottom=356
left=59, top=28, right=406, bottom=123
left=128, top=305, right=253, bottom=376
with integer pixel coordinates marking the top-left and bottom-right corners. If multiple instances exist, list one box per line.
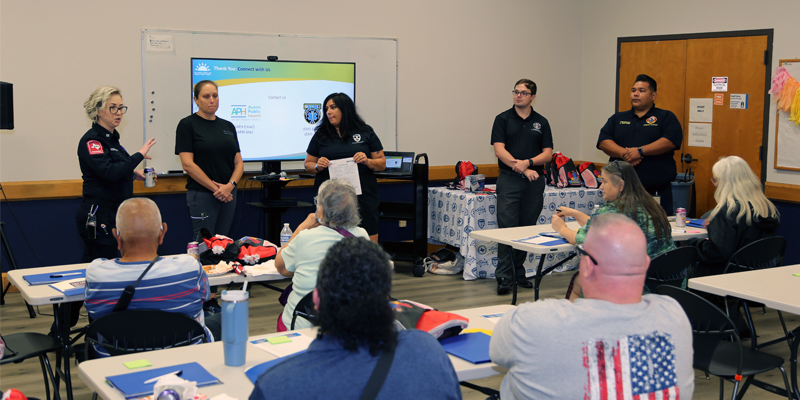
left=618, top=35, right=768, bottom=216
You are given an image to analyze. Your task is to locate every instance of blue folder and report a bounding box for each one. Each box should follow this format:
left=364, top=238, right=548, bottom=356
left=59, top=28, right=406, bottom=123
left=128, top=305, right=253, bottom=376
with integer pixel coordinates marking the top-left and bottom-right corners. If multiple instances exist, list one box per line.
left=23, top=269, right=86, bottom=286
left=105, top=362, right=219, bottom=399
left=244, top=350, right=307, bottom=383
left=440, top=332, right=492, bottom=364
left=540, top=238, right=569, bottom=246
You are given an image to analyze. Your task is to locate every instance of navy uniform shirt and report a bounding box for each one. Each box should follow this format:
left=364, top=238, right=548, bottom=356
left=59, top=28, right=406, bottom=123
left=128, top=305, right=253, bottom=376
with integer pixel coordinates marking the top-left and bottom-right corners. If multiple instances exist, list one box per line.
left=307, top=127, right=383, bottom=196
left=77, top=123, right=144, bottom=204
left=597, top=106, right=683, bottom=189
left=490, top=106, right=554, bottom=173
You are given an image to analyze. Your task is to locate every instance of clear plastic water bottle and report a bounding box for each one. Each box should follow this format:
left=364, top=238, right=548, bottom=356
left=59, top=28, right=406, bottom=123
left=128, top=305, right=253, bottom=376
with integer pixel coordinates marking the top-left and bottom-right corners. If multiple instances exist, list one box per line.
left=279, top=223, right=292, bottom=248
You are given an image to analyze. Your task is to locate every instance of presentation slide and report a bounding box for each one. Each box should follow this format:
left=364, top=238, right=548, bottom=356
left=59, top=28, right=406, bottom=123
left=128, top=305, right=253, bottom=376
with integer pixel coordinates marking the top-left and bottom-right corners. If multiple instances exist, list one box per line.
left=192, top=59, right=355, bottom=161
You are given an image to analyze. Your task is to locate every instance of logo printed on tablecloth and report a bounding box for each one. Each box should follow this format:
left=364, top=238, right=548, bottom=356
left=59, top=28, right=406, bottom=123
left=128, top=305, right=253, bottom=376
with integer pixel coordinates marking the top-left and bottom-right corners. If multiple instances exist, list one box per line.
left=549, top=203, right=557, bottom=211
left=457, top=217, right=464, bottom=226
left=588, top=201, right=595, bottom=210
left=579, top=190, right=585, bottom=198
left=443, top=214, right=450, bottom=223
left=569, top=201, right=576, bottom=209
left=489, top=205, right=496, bottom=215
left=477, top=219, right=485, bottom=229
left=538, top=215, right=547, bottom=224
left=492, top=257, right=498, bottom=267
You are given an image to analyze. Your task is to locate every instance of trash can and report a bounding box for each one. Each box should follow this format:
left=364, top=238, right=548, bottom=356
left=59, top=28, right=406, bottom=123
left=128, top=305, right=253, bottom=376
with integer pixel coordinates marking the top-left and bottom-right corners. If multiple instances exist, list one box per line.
left=671, top=173, right=694, bottom=216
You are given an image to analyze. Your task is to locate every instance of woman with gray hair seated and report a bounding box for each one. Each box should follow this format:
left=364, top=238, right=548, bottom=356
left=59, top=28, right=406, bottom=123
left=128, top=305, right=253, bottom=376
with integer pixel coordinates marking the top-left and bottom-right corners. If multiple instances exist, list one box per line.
left=275, top=178, right=369, bottom=331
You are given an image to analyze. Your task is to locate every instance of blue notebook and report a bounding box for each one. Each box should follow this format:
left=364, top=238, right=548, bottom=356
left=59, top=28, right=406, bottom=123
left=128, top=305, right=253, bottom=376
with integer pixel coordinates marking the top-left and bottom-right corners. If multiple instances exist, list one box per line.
left=440, top=332, right=491, bottom=364
left=540, top=238, right=569, bottom=246
left=244, top=350, right=307, bottom=383
left=105, top=362, right=220, bottom=399
left=23, top=269, right=86, bottom=286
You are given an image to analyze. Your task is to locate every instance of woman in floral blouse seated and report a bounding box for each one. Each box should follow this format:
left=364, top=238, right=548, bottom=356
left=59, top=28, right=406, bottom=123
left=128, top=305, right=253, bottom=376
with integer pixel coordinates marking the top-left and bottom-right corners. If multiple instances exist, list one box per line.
left=552, top=160, right=674, bottom=300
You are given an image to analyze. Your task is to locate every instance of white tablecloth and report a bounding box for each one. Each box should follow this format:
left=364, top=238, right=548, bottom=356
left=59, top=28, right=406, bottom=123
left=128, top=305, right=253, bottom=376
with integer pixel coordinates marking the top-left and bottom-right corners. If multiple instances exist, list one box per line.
left=427, top=185, right=605, bottom=280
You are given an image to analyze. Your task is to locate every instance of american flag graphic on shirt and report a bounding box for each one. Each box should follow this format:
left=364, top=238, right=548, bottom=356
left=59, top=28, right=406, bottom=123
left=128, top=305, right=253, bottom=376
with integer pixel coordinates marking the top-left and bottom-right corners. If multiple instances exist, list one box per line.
left=583, top=332, right=680, bottom=400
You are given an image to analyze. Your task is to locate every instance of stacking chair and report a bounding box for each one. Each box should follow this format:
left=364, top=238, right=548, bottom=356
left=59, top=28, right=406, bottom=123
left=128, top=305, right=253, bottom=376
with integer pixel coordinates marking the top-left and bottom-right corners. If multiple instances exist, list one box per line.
left=657, top=286, right=792, bottom=400
left=644, top=246, right=699, bottom=294
left=290, top=291, right=316, bottom=330
left=1, top=332, right=63, bottom=400
left=723, top=236, right=791, bottom=350
left=83, top=310, right=207, bottom=360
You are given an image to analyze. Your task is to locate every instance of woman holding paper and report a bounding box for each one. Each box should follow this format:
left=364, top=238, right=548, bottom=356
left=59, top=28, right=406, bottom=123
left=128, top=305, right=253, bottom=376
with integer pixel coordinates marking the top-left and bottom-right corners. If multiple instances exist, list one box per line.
left=552, top=161, right=674, bottom=299
left=304, top=93, right=385, bottom=242
left=687, top=156, right=779, bottom=277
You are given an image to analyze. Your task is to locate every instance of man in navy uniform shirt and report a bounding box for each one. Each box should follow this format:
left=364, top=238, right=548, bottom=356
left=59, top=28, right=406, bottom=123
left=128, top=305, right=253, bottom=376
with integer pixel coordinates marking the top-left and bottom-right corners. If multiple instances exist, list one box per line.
left=597, top=74, right=683, bottom=215
left=490, top=79, right=554, bottom=295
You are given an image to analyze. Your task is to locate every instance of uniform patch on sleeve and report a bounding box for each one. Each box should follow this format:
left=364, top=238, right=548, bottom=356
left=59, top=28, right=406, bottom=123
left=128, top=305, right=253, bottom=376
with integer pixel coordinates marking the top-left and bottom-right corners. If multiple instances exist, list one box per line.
left=86, top=140, right=104, bottom=155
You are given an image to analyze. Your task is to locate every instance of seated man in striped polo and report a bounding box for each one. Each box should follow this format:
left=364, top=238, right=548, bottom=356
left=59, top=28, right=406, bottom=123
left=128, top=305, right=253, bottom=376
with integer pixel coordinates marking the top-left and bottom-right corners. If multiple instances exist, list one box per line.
left=489, top=214, right=695, bottom=399
left=84, top=197, right=221, bottom=356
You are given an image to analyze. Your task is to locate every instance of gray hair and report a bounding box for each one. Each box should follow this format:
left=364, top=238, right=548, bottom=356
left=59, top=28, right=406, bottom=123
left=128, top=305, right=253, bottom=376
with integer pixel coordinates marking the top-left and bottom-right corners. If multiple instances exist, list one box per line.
left=83, top=86, right=121, bottom=122
left=317, top=179, right=361, bottom=229
left=116, top=197, right=162, bottom=243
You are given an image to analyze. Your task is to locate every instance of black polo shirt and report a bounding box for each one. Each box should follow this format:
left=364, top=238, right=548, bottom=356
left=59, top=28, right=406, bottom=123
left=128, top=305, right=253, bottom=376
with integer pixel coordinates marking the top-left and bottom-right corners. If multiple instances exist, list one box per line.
left=597, top=106, right=683, bottom=189
left=490, top=106, right=554, bottom=173
left=175, top=114, right=241, bottom=192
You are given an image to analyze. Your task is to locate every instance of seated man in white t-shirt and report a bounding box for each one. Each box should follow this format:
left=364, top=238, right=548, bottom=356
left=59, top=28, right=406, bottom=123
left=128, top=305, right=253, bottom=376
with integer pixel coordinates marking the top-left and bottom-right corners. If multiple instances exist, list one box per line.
left=490, top=213, right=695, bottom=399
left=275, top=178, right=368, bottom=331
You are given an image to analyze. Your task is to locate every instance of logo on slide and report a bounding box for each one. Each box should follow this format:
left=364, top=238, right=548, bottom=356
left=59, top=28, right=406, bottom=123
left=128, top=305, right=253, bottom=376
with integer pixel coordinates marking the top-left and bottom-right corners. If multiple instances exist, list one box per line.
left=194, top=63, right=211, bottom=76
left=304, top=104, right=322, bottom=124
left=231, top=105, right=247, bottom=118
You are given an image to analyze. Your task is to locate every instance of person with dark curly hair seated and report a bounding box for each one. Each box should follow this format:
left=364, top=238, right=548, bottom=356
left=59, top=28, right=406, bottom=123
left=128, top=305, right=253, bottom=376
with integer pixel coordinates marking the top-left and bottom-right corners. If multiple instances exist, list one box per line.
left=251, top=237, right=462, bottom=400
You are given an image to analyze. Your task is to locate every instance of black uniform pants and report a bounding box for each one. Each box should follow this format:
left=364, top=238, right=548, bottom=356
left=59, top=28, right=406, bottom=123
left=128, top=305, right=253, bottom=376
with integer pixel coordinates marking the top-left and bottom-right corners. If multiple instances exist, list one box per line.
left=495, top=171, right=545, bottom=282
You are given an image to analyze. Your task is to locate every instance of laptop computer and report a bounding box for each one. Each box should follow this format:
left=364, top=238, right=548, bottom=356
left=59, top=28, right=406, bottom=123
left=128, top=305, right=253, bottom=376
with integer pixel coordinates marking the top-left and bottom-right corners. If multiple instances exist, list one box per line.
left=379, top=151, right=415, bottom=176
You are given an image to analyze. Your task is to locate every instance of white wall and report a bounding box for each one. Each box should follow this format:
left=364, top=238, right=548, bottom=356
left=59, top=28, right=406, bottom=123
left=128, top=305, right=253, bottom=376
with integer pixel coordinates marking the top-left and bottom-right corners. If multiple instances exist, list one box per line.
left=579, top=0, right=800, bottom=185
left=0, top=0, right=584, bottom=182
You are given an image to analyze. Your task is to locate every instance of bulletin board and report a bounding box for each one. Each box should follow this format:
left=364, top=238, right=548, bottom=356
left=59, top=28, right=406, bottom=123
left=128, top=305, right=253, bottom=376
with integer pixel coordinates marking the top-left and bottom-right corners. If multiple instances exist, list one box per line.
left=141, top=29, right=398, bottom=174
left=774, top=59, right=800, bottom=171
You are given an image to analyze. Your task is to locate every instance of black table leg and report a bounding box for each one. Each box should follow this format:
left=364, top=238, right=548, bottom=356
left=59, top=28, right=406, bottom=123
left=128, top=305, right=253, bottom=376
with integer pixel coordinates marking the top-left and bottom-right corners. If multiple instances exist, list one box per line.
left=533, top=253, right=577, bottom=301
left=51, top=303, right=74, bottom=400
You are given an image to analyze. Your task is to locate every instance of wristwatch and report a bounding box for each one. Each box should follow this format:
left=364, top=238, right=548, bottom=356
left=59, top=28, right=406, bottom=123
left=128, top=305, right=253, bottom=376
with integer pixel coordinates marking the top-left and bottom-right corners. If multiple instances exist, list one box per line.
left=314, top=163, right=320, bottom=171
left=637, top=147, right=644, bottom=157
left=230, top=180, right=237, bottom=188
left=528, top=158, right=534, bottom=167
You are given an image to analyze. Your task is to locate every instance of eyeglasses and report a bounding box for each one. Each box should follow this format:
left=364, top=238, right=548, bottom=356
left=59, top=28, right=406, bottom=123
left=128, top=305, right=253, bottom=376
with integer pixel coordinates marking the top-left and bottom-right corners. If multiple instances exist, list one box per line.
left=109, top=105, right=128, bottom=115
left=710, top=177, right=719, bottom=186
left=313, top=196, right=318, bottom=206
left=576, top=244, right=598, bottom=265
left=612, top=160, right=622, bottom=170
left=512, top=90, right=532, bottom=97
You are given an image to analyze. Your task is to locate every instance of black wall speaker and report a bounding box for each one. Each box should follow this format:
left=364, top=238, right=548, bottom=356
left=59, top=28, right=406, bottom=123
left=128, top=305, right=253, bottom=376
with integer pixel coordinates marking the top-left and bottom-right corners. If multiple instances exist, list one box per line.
left=1, top=82, right=14, bottom=130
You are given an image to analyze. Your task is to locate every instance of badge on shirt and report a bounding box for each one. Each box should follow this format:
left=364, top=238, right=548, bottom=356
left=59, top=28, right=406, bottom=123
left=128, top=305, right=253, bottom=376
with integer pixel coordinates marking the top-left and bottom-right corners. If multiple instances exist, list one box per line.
left=646, top=116, right=657, bottom=124
left=86, top=140, right=104, bottom=155
left=352, top=134, right=363, bottom=144
left=532, top=122, right=541, bottom=132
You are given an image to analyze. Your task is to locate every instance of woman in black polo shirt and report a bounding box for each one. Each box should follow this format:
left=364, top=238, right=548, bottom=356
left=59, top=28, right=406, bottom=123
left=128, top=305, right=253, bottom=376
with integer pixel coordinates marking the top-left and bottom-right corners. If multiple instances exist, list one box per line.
left=304, top=93, right=386, bottom=242
left=175, top=80, right=243, bottom=242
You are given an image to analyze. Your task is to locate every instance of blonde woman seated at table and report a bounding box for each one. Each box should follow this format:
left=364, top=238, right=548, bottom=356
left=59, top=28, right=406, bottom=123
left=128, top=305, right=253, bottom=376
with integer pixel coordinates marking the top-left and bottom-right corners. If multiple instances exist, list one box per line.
left=274, top=179, right=369, bottom=332
left=552, top=160, right=674, bottom=300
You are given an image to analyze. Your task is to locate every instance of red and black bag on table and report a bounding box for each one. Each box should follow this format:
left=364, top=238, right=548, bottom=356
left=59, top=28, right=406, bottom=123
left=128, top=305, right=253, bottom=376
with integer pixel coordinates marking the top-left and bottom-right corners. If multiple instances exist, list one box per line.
left=577, top=162, right=603, bottom=188
left=545, top=152, right=582, bottom=188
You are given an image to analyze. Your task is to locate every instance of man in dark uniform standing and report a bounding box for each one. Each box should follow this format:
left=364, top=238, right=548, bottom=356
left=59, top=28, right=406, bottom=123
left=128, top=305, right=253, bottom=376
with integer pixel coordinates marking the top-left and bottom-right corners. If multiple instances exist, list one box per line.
left=491, top=79, right=553, bottom=295
left=597, top=74, right=683, bottom=215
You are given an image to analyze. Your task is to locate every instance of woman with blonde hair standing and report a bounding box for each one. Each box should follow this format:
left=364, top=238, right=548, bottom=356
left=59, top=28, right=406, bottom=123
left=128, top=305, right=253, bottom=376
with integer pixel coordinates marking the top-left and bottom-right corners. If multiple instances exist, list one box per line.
left=688, top=155, right=779, bottom=276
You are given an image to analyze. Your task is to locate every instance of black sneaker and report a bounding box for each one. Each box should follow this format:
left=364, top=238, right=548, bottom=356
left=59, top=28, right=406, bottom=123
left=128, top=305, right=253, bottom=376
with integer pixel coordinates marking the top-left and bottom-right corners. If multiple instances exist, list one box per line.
left=497, top=278, right=512, bottom=295
left=203, top=299, right=222, bottom=318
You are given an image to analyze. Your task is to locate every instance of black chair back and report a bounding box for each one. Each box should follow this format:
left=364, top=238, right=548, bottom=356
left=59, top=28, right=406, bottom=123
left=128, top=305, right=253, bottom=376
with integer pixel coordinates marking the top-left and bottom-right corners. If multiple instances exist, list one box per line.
left=724, top=236, right=786, bottom=274
left=290, top=291, right=316, bottom=330
left=84, top=310, right=206, bottom=359
left=656, top=286, right=742, bottom=375
left=645, top=246, right=699, bottom=293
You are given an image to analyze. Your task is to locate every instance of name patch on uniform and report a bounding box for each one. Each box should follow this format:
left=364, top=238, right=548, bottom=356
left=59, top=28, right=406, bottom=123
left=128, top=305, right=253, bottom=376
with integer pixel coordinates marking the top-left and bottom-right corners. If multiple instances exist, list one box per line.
left=86, top=140, right=104, bottom=155
left=619, top=121, right=631, bottom=125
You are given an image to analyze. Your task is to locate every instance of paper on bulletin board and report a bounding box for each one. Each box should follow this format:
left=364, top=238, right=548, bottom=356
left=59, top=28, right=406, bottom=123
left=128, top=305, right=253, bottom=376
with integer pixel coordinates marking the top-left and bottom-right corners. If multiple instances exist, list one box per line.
left=688, top=123, right=712, bottom=148
left=145, top=34, right=174, bottom=53
left=689, top=98, right=713, bottom=122
left=712, top=77, right=728, bottom=92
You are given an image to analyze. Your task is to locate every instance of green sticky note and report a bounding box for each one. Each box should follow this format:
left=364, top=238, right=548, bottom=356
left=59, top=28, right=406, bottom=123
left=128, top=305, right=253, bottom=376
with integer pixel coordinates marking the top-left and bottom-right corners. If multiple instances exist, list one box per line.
left=267, top=336, right=292, bottom=345
left=124, top=359, right=152, bottom=369
left=793, top=273, right=800, bottom=277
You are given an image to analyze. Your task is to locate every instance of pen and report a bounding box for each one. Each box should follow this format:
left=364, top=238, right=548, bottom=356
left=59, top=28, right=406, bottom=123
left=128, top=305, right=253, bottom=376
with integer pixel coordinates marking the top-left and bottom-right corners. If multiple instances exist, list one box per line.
left=144, top=370, right=182, bottom=384
left=50, top=273, right=82, bottom=278
left=674, top=230, right=701, bottom=233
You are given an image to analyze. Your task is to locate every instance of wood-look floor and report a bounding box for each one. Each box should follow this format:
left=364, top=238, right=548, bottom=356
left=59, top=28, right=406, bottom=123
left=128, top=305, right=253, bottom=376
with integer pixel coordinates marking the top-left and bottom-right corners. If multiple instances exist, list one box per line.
left=1, top=263, right=797, bottom=399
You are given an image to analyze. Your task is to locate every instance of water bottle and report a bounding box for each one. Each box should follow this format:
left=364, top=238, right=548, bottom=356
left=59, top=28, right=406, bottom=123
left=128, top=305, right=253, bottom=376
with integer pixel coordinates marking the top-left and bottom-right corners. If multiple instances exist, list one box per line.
left=280, top=223, right=292, bottom=248
left=221, top=289, right=249, bottom=366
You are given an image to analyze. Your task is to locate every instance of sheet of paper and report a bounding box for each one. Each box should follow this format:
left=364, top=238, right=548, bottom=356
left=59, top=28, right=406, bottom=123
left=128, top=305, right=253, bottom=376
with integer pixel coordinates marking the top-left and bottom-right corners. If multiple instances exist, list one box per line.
left=513, top=235, right=560, bottom=245
left=689, top=98, right=713, bottom=122
left=250, top=332, right=313, bottom=358
left=481, top=313, right=505, bottom=324
left=688, top=123, right=712, bottom=147
left=328, top=158, right=362, bottom=195
left=244, top=259, right=278, bottom=276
